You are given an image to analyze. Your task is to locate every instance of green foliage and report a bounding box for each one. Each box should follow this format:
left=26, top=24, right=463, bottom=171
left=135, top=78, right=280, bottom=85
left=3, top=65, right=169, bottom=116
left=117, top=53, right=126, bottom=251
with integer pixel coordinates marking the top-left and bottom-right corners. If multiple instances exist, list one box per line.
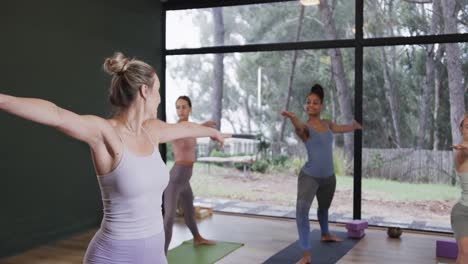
left=271, top=154, right=288, bottom=166
left=251, top=159, right=269, bottom=173
left=370, top=151, right=384, bottom=169
left=288, top=157, right=305, bottom=176
left=257, top=133, right=271, bottom=158
left=166, top=143, right=174, bottom=161
left=333, top=151, right=346, bottom=176
left=210, top=149, right=229, bottom=158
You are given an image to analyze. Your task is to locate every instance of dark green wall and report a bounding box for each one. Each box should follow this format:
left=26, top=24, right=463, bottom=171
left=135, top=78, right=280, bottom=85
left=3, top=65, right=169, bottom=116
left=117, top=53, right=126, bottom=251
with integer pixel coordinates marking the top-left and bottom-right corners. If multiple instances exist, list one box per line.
left=0, top=0, right=163, bottom=258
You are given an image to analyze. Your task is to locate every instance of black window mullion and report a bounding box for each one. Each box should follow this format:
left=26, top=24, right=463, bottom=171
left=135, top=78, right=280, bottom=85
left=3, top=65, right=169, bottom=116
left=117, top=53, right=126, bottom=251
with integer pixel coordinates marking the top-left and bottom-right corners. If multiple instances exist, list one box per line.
left=353, top=0, right=363, bottom=220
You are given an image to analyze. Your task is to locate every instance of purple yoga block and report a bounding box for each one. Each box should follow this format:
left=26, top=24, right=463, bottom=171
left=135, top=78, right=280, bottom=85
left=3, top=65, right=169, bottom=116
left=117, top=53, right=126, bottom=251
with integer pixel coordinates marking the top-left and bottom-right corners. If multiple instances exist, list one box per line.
left=347, top=229, right=365, bottom=238
left=346, top=220, right=368, bottom=231
left=436, top=240, right=458, bottom=259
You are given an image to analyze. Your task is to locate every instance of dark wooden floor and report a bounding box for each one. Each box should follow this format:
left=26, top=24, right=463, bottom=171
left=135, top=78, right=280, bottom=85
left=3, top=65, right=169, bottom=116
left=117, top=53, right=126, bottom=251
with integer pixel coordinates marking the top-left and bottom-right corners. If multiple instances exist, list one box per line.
left=0, top=213, right=457, bottom=263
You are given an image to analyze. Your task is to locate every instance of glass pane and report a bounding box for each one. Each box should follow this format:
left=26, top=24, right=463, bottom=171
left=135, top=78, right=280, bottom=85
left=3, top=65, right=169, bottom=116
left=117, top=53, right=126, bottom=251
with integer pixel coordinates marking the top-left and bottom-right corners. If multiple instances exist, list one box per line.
left=364, top=0, right=468, bottom=38
left=363, top=43, right=468, bottom=232
left=166, top=0, right=355, bottom=49
left=166, top=48, right=355, bottom=223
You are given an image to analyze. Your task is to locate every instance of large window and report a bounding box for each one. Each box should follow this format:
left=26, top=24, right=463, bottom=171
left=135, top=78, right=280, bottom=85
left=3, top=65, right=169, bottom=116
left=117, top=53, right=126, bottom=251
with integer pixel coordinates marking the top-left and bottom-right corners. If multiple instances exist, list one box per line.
left=164, top=0, right=468, bottom=232
left=362, top=43, right=467, bottom=232
left=166, top=1, right=355, bottom=49
left=166, top=49, right=355, bottom=221
left=364, top=0, right=467, bottom=38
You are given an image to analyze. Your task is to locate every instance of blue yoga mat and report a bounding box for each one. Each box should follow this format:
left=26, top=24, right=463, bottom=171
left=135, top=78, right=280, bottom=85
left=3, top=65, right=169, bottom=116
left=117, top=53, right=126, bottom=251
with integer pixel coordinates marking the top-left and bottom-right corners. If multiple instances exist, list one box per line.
left=263, top=230, right=360, bottom=264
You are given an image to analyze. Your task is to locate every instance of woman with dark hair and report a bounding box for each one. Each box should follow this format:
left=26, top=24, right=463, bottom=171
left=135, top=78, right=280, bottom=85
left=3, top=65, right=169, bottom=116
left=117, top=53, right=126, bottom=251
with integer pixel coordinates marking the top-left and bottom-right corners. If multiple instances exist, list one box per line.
left=0, top=52, right=229, bottom=264
left=163, top=95, right=216, bottom=253
left=281, top=84, right=362, bottom=264
left=451, top=113, right=468, bottom=264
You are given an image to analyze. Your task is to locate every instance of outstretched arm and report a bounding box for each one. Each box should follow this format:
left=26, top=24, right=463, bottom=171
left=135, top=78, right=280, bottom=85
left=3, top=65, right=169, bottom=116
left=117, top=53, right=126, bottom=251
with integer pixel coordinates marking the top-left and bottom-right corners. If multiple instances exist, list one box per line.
left=200, top=121, right=217, bottom=128
left=451, top=144, right=468, bottom=155
left=0, top=93, right=105, bottom=146
left=325, top=119, right=362, bottom=134
left=281, top=110, right=309, bottom=141
left=145, top=119, right=230, bottom=146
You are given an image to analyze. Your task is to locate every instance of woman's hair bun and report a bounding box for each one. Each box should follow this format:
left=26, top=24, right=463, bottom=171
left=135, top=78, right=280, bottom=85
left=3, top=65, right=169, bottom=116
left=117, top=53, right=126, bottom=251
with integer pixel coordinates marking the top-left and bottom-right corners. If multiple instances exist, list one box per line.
left=103, top=52, right=129, bottom=75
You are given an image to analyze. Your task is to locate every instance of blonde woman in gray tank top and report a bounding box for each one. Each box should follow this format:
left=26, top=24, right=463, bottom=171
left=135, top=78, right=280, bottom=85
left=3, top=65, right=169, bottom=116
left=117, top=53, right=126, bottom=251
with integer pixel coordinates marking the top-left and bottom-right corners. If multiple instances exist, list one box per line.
left=0, top=52, right=230, bottom=264
left=451, top=113, right=468, bottom=264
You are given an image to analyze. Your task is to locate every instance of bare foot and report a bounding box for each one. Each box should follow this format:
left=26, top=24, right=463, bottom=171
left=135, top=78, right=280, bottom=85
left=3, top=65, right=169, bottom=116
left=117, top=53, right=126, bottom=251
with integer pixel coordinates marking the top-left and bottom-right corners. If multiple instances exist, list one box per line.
left=296, top=251, right=311, bottom=264
left=194, top=236, right=216, bottom=246
left=295, top=255, right=311, bottom=264
left=321, top=233, right=343, bottom=242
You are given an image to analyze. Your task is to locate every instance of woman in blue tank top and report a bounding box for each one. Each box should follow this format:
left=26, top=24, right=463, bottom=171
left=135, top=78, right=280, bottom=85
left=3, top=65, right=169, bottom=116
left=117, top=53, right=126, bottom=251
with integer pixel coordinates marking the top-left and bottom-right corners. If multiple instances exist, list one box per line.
left=0, top=52, right=230, bottom=264
left=450, top=113, right=468, bottom=264
left=281, top=84, right=361, bottom=264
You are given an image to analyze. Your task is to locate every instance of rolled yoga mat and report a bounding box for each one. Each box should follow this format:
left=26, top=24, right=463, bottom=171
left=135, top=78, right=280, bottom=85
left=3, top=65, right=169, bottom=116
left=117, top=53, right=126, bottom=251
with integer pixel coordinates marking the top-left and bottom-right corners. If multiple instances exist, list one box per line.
left=230, top=134, right=257, bottom=140
left=168, top=240, right=244, bottom=264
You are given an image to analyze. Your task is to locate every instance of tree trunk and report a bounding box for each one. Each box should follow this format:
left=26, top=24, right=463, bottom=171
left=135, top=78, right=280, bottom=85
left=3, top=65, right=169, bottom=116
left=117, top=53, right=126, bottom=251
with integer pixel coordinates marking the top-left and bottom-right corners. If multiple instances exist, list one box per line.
left=275, top=5, right=305, bottom=155
left=211, top=7, right=225, bottom=131
left=430, top=0, right=443, bottom=150
left=441, top=0, right=465, bottom=146
left=416, top=45, right=434, bottom=149
left=380, top=47, right=401, bottom=147
left=318, top=0, right=354, bottom=169
left=208, top=7, right=225, bottom=154
left=417, top=0, right=440, bottom=149
left=243, top=96, right=252, bottom=133
left=433, top=44, right=444, bottom=150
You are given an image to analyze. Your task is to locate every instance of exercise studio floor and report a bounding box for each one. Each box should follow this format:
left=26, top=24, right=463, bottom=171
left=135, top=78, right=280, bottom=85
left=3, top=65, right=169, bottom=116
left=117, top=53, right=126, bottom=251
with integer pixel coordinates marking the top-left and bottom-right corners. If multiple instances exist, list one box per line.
left=0, top=213, right=457, bottom=264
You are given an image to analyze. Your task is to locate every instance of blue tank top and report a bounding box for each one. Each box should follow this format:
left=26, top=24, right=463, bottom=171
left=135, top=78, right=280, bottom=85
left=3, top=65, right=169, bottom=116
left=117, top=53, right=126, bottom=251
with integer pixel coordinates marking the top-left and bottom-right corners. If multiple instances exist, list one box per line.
left=301, top=122, right=334, bottom=177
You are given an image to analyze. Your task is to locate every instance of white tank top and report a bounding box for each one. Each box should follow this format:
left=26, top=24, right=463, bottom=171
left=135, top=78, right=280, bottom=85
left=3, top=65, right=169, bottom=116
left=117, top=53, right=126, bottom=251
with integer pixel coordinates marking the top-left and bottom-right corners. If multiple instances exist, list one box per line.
left=96, top=129, right=169, bottom=240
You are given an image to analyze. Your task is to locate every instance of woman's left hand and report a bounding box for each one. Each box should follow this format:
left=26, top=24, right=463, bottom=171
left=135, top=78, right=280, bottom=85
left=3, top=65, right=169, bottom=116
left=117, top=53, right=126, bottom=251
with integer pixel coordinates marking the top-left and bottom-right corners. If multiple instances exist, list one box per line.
left=451, top=144, right=468, bottom=151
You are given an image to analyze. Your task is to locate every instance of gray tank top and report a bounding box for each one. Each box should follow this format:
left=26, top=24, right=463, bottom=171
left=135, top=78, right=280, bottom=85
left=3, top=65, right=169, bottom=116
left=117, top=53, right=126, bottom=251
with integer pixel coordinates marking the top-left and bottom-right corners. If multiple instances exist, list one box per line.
left=458, top=172, right=468, bottom=207
left=301, top=122, right=334, bottom=178
left=97, top=128, right=169, bottom=240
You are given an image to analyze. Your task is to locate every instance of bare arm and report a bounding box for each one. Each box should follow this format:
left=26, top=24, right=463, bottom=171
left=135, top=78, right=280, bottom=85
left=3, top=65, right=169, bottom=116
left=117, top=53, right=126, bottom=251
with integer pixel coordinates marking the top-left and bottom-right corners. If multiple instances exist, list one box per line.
left=0, top=93, right=104, bottom=146
left=452, top=144, right=468, bottom=156
left=200, top=121, right=217, bottom=128
left=145, top=119, right=230, bottom=146
left=325, top=119, right=362, bottom=134
left=281, top=110, right=308, bottom=141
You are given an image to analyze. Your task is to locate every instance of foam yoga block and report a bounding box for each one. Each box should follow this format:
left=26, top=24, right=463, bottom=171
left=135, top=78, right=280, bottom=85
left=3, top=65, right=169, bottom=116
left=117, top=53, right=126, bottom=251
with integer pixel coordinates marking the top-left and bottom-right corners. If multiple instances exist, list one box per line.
left=347, top=229, right=365, bottom=238
left=436, top=240, right=458, bottom=259
left=346, top=220, right=368, bottom=231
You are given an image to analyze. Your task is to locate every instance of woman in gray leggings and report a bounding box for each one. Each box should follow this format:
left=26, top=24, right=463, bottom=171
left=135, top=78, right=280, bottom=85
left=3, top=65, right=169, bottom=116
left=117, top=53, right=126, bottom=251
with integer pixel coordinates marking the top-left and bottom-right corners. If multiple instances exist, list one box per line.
left=451, top=113, right=468, bottom=264
left=163, top=96, right=216, bottom=253
left=281, top=84, right=361, bottom=264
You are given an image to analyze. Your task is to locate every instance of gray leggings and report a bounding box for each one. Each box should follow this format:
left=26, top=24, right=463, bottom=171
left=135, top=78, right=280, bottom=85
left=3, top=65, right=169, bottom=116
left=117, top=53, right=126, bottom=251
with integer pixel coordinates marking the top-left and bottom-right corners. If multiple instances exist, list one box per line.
left=163, top=164, right=199, bottom=253
left=451, top=202, right=468, bottom=240
left=296, top=171, right=336, bottom=250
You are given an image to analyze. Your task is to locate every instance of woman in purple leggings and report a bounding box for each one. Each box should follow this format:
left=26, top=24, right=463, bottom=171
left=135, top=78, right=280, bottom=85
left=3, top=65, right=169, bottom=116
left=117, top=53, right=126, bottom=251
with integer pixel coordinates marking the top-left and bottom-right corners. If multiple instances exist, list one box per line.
left=0, top=52, right=228, bottom=264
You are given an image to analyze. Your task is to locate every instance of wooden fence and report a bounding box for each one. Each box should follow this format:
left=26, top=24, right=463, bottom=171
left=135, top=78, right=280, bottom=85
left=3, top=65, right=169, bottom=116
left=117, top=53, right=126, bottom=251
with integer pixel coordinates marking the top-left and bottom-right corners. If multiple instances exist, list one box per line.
left=362, top=148, right=455, bottom=184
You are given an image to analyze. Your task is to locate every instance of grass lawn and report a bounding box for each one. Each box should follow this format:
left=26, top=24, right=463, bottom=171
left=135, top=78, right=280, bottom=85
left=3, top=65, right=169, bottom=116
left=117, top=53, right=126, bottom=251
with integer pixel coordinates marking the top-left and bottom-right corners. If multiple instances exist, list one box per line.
left=166, top=160, right=459, bottom=203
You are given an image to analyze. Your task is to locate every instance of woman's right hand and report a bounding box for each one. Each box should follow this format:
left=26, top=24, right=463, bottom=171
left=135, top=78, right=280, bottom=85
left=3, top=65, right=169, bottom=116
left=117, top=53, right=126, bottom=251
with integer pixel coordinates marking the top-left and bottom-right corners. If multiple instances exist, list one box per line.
left=281, top=110, right=296, bottom=119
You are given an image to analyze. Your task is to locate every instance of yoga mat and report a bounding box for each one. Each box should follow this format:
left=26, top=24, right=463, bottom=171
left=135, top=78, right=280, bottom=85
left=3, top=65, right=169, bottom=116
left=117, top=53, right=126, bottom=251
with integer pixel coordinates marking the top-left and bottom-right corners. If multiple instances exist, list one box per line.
left=168, top=240, right=243, bottom=264
left=263, top=230, right=360, bottom=264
